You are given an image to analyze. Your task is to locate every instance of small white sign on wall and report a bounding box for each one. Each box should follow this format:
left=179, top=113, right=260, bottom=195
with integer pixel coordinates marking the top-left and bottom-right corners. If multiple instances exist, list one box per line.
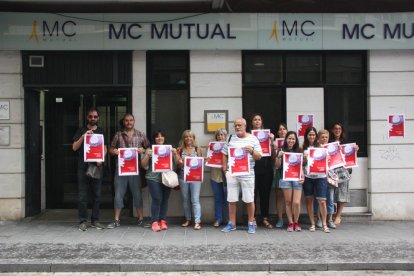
left=0, top=126, right=10, bottom=145
left=0, top=101, right=10, bottom=120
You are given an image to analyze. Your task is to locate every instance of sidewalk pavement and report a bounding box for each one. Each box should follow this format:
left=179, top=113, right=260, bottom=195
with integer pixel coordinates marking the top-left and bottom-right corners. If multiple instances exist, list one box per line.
left=0, top=210, right=413, bottom=273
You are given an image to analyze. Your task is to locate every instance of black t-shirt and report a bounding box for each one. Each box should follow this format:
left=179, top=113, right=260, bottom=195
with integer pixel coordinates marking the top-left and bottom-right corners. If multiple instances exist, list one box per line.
left=73, top=126, right=105, bottom=169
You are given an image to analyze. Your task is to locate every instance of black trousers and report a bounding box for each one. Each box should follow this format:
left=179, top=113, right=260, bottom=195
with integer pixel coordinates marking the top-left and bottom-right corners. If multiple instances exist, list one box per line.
left=254, top=167, right=274, bottom=218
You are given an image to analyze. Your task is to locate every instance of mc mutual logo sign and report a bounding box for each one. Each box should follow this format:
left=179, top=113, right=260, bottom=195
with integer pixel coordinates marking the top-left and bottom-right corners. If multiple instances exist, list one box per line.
left=28, top=19, right=78, bottom=45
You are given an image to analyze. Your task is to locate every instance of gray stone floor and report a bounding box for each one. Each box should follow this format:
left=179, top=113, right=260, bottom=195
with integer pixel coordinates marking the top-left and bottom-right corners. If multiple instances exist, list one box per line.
left=0, top=211, right=413, bottom=272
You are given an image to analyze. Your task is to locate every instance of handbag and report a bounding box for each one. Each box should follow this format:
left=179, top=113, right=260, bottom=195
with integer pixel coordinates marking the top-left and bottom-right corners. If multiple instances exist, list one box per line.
left=335, top=166, right=352, bottom=183
left=327, top=170, right=339, bottom=188
left=86, top=163, right=102, bottom=179
left=161, top=171, right=179, bottom=188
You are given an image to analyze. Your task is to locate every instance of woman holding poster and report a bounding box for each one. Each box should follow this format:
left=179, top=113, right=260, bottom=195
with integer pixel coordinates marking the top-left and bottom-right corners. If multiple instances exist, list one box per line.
left=207, top=128, right=229, bottom=228
left=141, top=131, right=176, bottom=232
left=302, top=127, right=330, bottom=233
left=330, top=123, right=359, bottom=225
left=250, top=114, right=275, bottom=229
left=275, top=131, right=304, bottom=232
left=175, top=130, right=203, bottom=230
left=273, top=123, right=287, bottom=229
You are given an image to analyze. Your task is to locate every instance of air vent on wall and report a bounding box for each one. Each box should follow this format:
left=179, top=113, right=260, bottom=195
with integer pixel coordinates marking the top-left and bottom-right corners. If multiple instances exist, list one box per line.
left=29, top=55, right=44, bottom=67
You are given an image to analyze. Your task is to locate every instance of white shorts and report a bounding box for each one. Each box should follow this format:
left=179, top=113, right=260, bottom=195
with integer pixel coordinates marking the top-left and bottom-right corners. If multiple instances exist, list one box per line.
left=226, top=172, right=255, bottom=203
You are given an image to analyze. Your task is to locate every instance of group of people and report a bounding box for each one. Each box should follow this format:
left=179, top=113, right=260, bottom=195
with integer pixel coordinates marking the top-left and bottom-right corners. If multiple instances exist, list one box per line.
left=73, top=108, right=357, bottom=234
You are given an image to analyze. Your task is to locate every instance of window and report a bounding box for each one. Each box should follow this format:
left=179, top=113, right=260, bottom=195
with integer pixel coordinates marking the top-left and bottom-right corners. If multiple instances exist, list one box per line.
left=243, top=51, right=367, bottom=156
left=147, top=51, right=189, bottom=146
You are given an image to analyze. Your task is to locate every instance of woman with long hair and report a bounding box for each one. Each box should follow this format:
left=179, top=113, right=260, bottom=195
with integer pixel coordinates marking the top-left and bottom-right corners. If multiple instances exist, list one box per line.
left=250, top=114, right=275, bottom=229
left=141, top=130, right=175, bottom=232
left=275, top=131, right=304, bottom=232
left=273, top=123, right=287, bottom=228
left=175, top=130, right=203, bottom=230
left=302, top=127, right=329, bottom=233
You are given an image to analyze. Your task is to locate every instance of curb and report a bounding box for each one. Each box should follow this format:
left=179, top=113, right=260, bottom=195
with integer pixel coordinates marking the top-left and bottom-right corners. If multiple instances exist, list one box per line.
left=1, top=262, right=414, bottom=272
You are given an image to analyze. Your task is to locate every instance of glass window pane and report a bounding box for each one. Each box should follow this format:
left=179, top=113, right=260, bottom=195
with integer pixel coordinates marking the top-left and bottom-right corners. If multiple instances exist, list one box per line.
left=326, top=54, right=364, bottom=84
left=325, top=86, right=367, bottom=156
left=243, top=88, right=285, bottom=132
left=286, top=54, right=322, bottom=83
left=244, top=54, right=282, bottom=83
left=150, top=89, right=188, bottom=147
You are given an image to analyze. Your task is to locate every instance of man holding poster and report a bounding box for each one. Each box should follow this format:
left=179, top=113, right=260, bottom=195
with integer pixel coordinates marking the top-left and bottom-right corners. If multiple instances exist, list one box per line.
left=221, top=118, right=262, bottom=234
left=107, top=113, right=150, bottom=229
left=72, top=107, right=107, bottom=231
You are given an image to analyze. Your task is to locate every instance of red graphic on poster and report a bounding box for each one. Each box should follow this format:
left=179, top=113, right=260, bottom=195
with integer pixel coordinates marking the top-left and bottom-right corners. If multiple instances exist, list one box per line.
left=118, top=148, right=139, bottom=176
left=252, top=129, right=271, bottom=157
left=228, top=147, right=250, bottom=176
left=184, top=157, right=204, bottom=182
left=341, top=143, right=358, bottom=168
left=84, top=134, right=105, bottom=162
left=206, top=142, right=225, bottom=168
left=283, top=152, right=303, bottom=181
left=297, top=114, right=314, bottom=137
left=152, top=145, right=173, bottom=172
left=388, top=114, right=405, bottom=137
left=307, top=148, right=328, bottom=175
left=323, top=142, right=345, bottom=169
left=274, top=138, right=284, bottom=149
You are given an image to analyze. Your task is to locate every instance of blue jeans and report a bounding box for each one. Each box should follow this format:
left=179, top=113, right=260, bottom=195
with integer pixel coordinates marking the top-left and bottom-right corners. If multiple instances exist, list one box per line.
left=210, top=180, right=228, bottom=223
left=179, top=178, right=202, bottom=224
left=77, top=167, right=102, bottom=223
left=113, top=172, right=142, bottom=209
left=315, top=186, right=335, bottom=215
left=147, top=179, right=171, bottom=223
left=303, top=177, right=327, bottom=200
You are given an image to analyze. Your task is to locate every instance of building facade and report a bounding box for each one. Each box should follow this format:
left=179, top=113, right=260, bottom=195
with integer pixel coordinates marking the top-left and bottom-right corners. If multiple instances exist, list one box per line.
left=0, top=9, right=413, bottom=220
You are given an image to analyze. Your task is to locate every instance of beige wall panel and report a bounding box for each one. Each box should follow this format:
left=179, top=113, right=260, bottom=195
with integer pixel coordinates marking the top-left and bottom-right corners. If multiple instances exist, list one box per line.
left=369, top=96, right=414, bottom=120
left=0, top=198, right=24, bottom=220
left=0, top=148, right=24, bottom=173
left=369, top=72, right=414, bottom=96
left=132, top=51, right=146, bottom=132
left=370, top=168, right=414, bottom=193
left=370, top=50, right=414, bottom=72
left=190, top=98, right=242, bottom=122
left=0, top=123, right=24, bottom=148
left=369, top=145, right=414, bottom=169
left=0, top=173, right=24, bottom=198
left=190, top=73, right=241, bottom=98
left=190, top=50, right=241, bottom=73
left=371, top=193, right=414, bottom=220
left=0, top=51, right=21, bottom=74
left=369, top=120, right=414, bottom=144
left=0, top=74, right=22, bottom=98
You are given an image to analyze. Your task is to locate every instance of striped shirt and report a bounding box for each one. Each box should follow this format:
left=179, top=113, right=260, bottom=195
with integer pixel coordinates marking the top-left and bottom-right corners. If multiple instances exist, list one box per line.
left=110, top=129, right=150, bottom=149
left=222, top=133, right=262, bottom=179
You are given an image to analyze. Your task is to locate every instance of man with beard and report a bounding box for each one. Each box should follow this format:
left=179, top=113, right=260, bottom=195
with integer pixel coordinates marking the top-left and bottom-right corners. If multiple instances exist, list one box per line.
left=221, top=118, right=262, bottom=234
left=72, top=107, right=107, bottom=231
left=107, top=113, right=150, bottom=229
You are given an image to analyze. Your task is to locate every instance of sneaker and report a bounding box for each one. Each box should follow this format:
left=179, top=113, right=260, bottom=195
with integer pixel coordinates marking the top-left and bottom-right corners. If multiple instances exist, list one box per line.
left=294, top=223, right=302, bottom=232
left=327, top=220, right=336, bottom=229
left=78, top=221, right=88, bottom=231
left=316, top=219, right=323, bottom=229
left=151, top=221, right=161, bottom=232
left=137, top=219, right=144, bottom=226
left=160, top=219, right=168, bottom=230
left=275, top=219, right=284, bottom=228
left=287, top=223, right=294, bottom=232
left=91, top=221, right=105, bottom=230
left=248, top=222, right=256, bottom=234
left=107, top=220, right=120, bottom=229
left=221, top=222, right=236, bottom=233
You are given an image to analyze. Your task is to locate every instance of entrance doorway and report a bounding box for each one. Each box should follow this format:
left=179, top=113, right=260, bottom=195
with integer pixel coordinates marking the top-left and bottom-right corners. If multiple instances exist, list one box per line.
left=45, top=88, right=131, bottom=209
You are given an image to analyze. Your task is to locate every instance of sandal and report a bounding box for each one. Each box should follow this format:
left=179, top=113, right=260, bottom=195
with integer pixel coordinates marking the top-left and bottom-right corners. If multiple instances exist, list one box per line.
left=194, top=223, right=202, bottom=230
left=334, top=216, right=342, bottom=225
left=323, top=225, right=331, bottom=233
left=263, top=218, right=273, bottom=229
left=181, top=220, right=191, bottom=227
left=309, top=224, right=316, bottom=232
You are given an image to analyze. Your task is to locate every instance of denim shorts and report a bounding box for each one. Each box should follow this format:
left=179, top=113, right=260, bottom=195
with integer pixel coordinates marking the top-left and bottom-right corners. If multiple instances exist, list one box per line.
left=303, top=177, right=327, bottom=200
left=279, top=180, right=303, bottom=190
